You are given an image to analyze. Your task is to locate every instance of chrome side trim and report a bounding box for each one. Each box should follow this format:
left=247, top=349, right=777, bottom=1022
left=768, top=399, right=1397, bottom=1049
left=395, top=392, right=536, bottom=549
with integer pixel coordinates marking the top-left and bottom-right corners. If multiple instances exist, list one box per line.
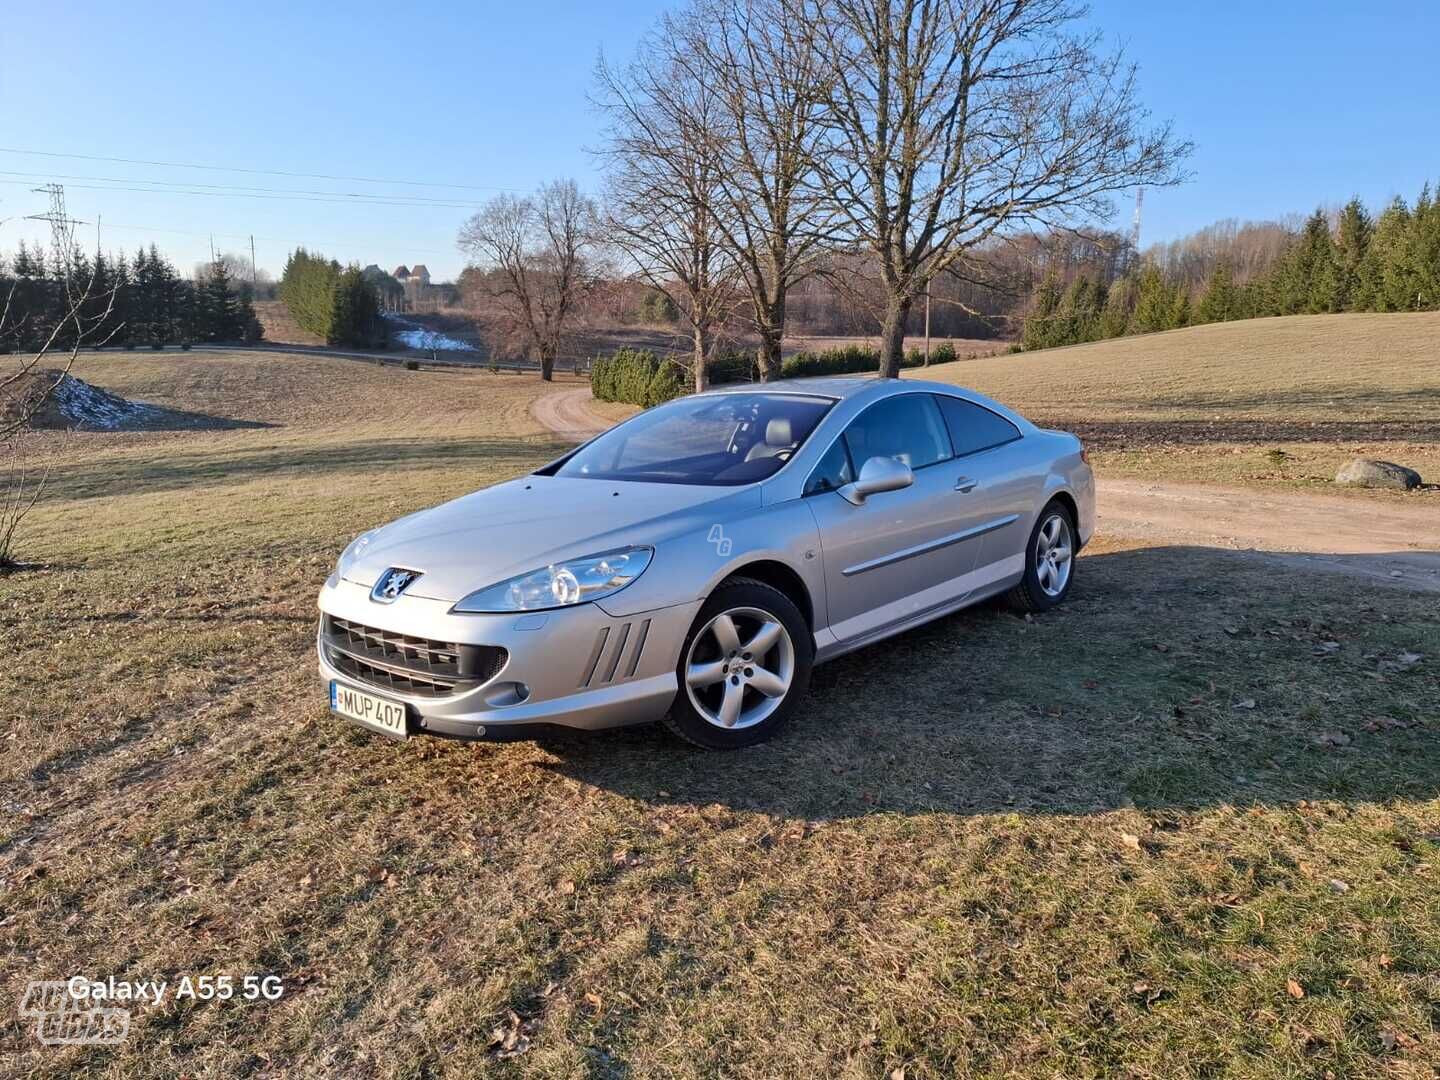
left=840, top=514, right=1020, bottom=577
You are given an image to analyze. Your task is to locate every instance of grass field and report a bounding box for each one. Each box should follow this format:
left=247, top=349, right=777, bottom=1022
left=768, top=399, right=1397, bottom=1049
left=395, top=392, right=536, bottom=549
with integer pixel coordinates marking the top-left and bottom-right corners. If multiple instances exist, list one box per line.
left=3, top=346, right=1439, bottom=1077
left=921, top=311, right=1440, bottom=490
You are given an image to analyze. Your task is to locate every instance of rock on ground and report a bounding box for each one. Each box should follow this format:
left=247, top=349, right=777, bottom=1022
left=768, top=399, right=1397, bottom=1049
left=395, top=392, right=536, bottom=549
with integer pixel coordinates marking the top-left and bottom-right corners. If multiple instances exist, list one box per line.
left=1334, top=458, right=1422, bottom=490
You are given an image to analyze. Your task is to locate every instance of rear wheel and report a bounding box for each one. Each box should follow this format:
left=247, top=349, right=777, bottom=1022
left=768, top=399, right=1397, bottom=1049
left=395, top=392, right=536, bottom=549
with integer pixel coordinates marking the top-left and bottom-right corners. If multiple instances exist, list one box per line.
left=1007, top=500, right=1077, bottom=613
left=665, top=578, right=813, bottom=749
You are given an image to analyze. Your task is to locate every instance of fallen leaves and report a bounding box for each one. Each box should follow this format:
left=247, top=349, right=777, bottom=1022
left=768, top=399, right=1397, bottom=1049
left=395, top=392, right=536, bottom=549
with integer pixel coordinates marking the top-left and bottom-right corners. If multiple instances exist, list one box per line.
left=1314, top=731, right=1352, bottom=748
left=487, top=1009, right=537, bottom=1060
left=1286, top=978, right=1306, bottom=1000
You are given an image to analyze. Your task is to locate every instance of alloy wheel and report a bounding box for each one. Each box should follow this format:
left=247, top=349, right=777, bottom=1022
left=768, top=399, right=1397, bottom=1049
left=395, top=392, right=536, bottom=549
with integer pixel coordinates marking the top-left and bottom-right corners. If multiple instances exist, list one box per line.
left=684, top=606, right=795, bottom=730
left=1035, top=512, right=1073, bottom=597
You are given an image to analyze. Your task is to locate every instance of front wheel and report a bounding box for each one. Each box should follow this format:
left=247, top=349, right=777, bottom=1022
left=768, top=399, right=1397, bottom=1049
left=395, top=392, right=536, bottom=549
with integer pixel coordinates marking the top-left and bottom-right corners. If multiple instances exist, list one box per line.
left=1007, top=500, right=1077, bottom=613
left=665, top=578, right=813, bottom=749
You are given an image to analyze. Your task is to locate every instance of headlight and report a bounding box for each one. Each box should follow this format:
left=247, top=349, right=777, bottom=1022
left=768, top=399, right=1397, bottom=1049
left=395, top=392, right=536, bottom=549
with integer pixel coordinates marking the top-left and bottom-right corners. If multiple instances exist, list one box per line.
left=450, top=547, right=653, bottom=613
left=336, top=530, right=375, bottom=577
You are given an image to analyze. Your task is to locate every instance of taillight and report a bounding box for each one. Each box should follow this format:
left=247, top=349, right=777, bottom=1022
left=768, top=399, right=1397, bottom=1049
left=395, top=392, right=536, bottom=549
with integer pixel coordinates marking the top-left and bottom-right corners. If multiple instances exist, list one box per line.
left=1079, top=443, right=1090, bottom=465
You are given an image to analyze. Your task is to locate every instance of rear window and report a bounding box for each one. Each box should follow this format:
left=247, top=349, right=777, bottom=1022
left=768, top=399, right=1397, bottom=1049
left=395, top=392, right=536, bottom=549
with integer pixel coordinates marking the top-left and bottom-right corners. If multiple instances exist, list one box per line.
left=936, top=395, right=1022, bottom=456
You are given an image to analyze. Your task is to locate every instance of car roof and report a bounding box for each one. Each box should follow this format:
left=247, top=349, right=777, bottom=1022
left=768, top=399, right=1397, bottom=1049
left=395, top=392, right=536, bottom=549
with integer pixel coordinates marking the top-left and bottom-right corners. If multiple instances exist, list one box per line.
left=696, top=374, right=979, bottom=401
left=697, top=375, right=876, bottom=400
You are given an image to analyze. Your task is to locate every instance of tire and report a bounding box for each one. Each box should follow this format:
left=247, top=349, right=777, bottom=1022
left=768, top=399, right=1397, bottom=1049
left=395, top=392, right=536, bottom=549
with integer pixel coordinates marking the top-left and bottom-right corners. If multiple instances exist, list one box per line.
left=1007, top=499, right=1077, bottom=614
left=664, top=577, right=814, bottom=749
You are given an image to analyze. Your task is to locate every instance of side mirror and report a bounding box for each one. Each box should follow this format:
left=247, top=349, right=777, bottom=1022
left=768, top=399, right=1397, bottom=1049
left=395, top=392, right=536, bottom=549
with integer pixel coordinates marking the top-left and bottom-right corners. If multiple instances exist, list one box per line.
left=840, top=455, right=914, bottom=505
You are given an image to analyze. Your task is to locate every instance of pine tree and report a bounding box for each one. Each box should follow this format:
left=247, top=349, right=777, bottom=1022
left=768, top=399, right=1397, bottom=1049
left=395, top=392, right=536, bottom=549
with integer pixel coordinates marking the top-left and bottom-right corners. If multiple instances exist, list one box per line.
left=1129, top=266, right=1179, bottom=333
left=1021, top=271, right=1062, bottom=350
left=1296, top=211, right=1341, bottom=313
left=1355, top=197, right=1412, bottom=311
left=1195, top=259, right=1238, bottom=323
left=237, top=284, right=264, bottom=343
left=1333, top=198, right=1372, bottom=311
left=1403, top=182, right=1440, bottom=310
left=197, top=258, right=242, bottom=341
left=331, top=265, right=381, bottom=347
left=1098, top=274, right=1137, bottom=338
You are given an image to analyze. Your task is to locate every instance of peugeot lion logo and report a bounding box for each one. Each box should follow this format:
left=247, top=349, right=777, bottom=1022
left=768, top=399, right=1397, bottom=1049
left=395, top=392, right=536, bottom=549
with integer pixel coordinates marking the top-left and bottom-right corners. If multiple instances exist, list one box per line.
left=371, top=568, right=421, bottom=603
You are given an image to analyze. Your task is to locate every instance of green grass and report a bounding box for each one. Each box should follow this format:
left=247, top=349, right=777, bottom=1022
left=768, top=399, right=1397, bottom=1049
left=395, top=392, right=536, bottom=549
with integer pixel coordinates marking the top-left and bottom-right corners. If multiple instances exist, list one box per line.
left=3, top=350, right=1439, bottom=1077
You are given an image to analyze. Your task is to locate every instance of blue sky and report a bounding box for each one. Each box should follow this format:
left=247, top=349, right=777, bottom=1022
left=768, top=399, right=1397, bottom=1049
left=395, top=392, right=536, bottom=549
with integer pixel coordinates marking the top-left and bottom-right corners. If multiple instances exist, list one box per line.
left=2, top=0, right=1436, bottom=280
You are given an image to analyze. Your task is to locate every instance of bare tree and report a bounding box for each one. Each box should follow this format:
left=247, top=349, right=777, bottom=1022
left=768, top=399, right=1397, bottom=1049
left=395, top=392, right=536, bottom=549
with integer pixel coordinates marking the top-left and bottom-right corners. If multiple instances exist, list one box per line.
left=803, top=0, right=1191, bottom=375
left=1, top=211, right=118, bottom=570
left=680, top=0, right=838, bottom=380
left=457, top=179, right=597, bottom=381
left=594, top=23, right=741, bottom=393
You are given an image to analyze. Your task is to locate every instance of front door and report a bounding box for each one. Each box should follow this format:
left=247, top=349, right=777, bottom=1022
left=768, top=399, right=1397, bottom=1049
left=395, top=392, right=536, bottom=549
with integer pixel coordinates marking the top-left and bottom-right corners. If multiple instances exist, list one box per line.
left=805, top=393, right=994, bottom=644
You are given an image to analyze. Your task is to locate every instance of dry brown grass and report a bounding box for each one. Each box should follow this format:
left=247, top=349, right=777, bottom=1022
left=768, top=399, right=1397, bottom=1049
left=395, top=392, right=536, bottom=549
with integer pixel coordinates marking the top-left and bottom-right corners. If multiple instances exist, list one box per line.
left=252, top=301, right=326, bottom=348
left=786, top=333, right=1007, bottom=359
left=918, top=312, right=1440, bottom=488
left=3, top=347, right=1439, bottom=1077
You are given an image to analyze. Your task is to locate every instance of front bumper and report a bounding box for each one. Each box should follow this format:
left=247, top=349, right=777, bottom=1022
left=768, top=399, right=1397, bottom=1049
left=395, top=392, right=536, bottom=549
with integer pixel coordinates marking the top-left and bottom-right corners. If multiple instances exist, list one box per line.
left=316, top=575, right=701, bottom=738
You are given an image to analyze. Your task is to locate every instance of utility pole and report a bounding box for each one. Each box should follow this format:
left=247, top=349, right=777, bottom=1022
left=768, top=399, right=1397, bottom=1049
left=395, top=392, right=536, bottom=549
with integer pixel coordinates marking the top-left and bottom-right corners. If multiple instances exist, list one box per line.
left=25, top=184, right=87, bottom=274
left=250, top=234, right=257, bottom=288
left=923, top=278, right=932, bottom=365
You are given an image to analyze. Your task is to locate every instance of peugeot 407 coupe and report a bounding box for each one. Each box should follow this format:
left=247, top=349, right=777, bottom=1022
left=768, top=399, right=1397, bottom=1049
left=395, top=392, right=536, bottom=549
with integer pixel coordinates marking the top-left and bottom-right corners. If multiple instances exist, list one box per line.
left=318, top=376, right=1095, bottom=749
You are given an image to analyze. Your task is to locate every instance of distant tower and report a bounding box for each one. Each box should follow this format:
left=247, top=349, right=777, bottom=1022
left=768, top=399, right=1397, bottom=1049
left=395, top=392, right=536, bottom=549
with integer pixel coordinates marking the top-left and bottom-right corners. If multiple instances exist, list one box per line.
left=1130, top=187, right=1144, bottom=254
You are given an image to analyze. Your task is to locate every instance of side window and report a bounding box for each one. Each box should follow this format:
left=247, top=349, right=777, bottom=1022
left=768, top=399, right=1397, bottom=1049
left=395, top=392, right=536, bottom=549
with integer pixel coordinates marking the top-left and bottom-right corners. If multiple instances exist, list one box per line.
left=804, top=437, right=854, bottom=495
left=842, top=394, right=951, bottom=472
left=936, top=395, right=1021, bottom=457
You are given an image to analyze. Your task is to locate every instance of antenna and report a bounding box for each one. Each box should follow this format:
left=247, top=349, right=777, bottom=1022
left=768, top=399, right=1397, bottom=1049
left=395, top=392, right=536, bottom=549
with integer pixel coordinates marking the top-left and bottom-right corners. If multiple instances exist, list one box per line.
left=1130, top=187, right=1144, bottom=255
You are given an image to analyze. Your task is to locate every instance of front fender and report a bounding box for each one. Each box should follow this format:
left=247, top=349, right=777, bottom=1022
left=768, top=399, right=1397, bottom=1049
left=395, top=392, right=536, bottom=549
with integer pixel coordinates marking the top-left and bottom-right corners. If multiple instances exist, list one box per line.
left=596, top=499, right=823, bottom=624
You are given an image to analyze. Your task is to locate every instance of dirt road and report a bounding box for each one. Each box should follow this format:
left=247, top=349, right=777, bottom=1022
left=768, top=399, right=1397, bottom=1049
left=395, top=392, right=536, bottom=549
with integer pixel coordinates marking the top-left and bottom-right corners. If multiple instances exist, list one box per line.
left=532, top=386, right=611, bottom=441
left=532, top=388, right=1440, bottom=593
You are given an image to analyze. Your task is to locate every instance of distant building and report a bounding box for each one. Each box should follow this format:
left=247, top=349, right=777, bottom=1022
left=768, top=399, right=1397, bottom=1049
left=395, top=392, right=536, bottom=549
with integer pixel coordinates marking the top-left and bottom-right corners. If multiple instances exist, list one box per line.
left=408, top=264, right=431, bottom=287
left=392, top=265, right=411, bottom=281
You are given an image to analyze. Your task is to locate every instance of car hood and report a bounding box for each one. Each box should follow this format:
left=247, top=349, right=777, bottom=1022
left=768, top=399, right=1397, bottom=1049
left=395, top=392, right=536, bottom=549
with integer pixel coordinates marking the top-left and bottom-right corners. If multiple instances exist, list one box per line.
left=343, top=474, right=761, bottom=603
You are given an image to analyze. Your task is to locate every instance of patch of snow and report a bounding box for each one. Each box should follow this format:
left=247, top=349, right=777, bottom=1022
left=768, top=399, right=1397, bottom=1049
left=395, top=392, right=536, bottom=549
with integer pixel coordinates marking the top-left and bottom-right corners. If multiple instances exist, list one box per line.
left=53, top=375, right=166, bottom=430
left=382, top=313, right=477, bottom=353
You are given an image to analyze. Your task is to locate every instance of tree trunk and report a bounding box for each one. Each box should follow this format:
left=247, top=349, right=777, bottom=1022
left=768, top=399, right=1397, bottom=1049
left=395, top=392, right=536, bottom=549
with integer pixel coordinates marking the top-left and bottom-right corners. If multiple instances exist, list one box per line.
left=755, top=290, right=786, bottom=382
left=878, top=295, right=912, bottom=378
left=539, top=346, right=555, bottom=382
left=692, top=325, right=709, bottom=393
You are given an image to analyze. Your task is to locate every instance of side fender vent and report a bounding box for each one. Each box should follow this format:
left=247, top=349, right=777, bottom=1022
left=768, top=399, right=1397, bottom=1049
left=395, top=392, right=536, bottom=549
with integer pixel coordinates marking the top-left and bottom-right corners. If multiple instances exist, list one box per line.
left=579, top=619, right=652, bottom=687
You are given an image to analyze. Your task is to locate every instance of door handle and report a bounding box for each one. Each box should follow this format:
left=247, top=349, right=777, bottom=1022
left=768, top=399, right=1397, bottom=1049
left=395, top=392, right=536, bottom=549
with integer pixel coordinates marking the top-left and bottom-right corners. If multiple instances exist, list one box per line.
left=954, top=476, right=978, bottom=493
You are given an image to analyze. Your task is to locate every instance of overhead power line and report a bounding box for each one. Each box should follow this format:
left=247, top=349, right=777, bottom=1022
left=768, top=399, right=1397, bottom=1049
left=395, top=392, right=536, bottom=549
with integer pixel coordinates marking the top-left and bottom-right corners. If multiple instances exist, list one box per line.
left=0, top=169, right=493, bottom=207
left=0, top=177, right=488, bottom=212
left=0, top=146, right=524, bottom=193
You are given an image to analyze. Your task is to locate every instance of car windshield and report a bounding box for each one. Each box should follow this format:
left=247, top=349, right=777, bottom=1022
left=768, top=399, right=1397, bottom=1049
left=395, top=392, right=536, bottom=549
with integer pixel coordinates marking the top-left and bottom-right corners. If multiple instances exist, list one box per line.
left=553, top=392, right=834, bottom=486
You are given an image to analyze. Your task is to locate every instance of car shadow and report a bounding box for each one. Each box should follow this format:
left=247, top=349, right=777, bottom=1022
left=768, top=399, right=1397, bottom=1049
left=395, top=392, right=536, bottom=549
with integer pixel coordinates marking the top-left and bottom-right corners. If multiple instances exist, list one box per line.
left=530, top=544, right=1440, bottom=821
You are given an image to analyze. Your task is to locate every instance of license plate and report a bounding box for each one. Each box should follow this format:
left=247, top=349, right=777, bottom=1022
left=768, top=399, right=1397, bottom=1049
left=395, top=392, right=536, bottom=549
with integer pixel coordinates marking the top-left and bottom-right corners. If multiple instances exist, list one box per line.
left=330, top=681, right=408, bottom=739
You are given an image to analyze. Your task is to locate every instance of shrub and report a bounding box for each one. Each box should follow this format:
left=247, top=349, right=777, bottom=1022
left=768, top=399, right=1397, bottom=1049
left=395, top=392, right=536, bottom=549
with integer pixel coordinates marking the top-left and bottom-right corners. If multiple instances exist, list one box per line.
left=150, top=341, right=165, bottom=351
left=931, top=342, right=957, bottom=364
left=646, top=359, right=687, bottom=405
left=404, top=359, right=419, bottom=371
left=708, top=350, right=757, bottom=385
left=780, top=343, right=878, bottom=378
left=180, top=341, right=192, bottom=351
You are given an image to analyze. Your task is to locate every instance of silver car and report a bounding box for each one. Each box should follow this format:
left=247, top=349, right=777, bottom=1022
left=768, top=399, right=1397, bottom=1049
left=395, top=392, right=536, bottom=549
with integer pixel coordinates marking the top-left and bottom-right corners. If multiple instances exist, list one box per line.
left=317, top=376, right=1094, bottom=748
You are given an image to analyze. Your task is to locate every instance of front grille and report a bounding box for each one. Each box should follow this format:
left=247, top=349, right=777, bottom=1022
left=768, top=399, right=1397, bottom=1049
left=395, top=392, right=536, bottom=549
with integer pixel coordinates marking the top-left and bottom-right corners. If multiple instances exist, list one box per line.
left=323, top=615, right=506, bottom=698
